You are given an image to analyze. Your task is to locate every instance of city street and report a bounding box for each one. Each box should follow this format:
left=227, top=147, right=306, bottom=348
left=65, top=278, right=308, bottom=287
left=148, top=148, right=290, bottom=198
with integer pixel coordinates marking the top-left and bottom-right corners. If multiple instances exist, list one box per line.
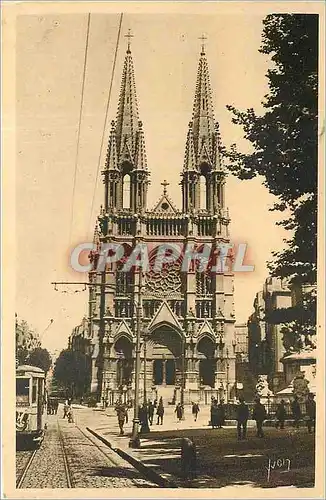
left=16, top=411, right=157, bottom=489
left=16, top=403, right=315, bottom=489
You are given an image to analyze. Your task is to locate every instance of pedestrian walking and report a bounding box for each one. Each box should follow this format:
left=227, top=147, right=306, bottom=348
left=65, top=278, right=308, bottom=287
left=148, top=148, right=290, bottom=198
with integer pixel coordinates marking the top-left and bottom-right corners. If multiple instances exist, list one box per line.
left=148, top=401, right=155, bottom=425
left=306, top=393, right=316, bottom=433
left=156, top=397, right=164, bottom=425
left=63, top=399, right=69, bottom=419
left=191, top=402, right=200, bottom=422
left=115, top=400, right=128, bottom=436
left=291, top=395, right=302, bottom=428
left=210, top=399, right=219, bottom=429
left=275, top=399, right=287, bottom=429
left=67, top=405, right=74, bottom=423
left=124, top=402, right=129, bottom=424
left=175, top=402, right=183, bottom=422
left=236, top=397, right=249, bottom=440
left=252, top=397, right=267, bottom=437
left=216, top=400, right=226, bottom=429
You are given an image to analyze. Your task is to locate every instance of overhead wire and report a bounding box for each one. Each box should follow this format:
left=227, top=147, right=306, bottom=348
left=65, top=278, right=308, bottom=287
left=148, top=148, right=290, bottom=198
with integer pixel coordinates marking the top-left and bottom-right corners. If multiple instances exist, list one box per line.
left=68, top=12, right=91, bottom=247
left=87, top=12, right=124, bottom=237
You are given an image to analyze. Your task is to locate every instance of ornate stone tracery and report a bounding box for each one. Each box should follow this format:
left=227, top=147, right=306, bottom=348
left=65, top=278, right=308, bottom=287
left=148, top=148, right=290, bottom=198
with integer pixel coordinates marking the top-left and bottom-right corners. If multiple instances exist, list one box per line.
left=145, top=262, right=182, bottom=297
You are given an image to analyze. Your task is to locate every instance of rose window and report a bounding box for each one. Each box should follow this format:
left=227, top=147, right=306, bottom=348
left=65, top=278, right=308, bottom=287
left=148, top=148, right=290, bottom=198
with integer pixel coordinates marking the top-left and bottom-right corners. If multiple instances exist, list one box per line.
left=145, top=262, right=181, bottom=297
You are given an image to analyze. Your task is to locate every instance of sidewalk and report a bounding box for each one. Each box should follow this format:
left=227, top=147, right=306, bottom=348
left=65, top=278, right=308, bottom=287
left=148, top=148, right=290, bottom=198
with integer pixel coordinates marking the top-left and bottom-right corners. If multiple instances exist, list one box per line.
left=73, top=405, right=188, bottom=487
left=72, top=405, right=258, bottom=487
left=70, top=404, right=315, bottom=489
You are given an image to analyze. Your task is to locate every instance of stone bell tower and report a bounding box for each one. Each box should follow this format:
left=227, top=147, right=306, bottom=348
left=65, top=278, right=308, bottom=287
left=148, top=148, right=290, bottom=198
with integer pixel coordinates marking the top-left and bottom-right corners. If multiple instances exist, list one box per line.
left=88, top=34, right=236, bottom=406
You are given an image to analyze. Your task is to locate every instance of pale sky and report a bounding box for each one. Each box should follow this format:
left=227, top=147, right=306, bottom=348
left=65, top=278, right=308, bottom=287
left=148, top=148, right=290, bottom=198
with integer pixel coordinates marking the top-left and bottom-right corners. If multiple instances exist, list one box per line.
left=16, top=12, right=288, bottom=355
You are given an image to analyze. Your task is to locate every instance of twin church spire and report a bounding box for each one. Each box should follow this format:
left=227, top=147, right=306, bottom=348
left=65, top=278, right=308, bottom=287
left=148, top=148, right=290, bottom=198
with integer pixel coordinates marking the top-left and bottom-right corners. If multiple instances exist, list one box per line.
left=103, top=33, right=226, bottom=215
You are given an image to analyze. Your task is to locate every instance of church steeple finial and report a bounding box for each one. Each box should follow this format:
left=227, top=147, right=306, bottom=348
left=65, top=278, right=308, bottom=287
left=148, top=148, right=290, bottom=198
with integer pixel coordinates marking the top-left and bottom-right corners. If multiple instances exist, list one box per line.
left=181, top=42, right=225, bottom=214
left=103, top=33, right=150, bottom=213
left=125, top=28, right=134, bottom=54
left=191, top=40, right=215, bottom=161
left=198, top=34, right=207, bottom=55
left=115, top=29, right=139, bottom=158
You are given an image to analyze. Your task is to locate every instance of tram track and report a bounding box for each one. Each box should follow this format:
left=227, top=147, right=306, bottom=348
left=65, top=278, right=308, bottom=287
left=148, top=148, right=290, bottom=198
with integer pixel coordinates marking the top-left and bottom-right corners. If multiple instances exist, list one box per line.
left=16, top=449, right=38, bottom=488
left=57, top=420, right=73, bottom=488
left=16, top=416, right=156, bottom=488
left=58, top=419, right=157, bottom=488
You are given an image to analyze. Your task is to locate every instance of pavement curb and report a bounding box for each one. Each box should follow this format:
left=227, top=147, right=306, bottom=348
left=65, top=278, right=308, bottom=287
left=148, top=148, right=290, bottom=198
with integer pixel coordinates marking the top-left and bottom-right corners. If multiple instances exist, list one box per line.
left=86, top=427, right=179, bottom=489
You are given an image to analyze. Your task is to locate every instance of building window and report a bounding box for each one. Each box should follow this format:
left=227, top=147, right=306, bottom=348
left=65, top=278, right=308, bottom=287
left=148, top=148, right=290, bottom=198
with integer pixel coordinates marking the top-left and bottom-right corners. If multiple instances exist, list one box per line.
left=123, top=174, right=130, bottom=209
left=199, top=175, right=206, bottom=210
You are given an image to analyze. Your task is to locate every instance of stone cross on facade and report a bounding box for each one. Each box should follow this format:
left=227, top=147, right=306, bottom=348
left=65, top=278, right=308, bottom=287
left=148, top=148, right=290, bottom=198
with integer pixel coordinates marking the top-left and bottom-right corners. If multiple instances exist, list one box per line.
left=161, top=179, right=170, bottom=195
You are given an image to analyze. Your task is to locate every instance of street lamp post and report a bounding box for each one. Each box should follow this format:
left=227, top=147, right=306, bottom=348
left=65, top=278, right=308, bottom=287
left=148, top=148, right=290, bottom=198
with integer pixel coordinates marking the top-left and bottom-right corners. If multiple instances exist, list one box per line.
left=141, top=328, right=150, bottom=433
left=180, top=335, right=186, bottom=419
left=129, top=266, right=143, bottom=449
left=226, top=348, right=230, bottom=404
left=143, top=329, right=148, bottom=405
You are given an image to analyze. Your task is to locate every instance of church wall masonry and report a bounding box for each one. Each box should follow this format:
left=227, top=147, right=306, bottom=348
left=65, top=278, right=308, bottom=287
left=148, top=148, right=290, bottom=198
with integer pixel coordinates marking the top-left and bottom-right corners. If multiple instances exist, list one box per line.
left=85, top=37, right=238, bottom=405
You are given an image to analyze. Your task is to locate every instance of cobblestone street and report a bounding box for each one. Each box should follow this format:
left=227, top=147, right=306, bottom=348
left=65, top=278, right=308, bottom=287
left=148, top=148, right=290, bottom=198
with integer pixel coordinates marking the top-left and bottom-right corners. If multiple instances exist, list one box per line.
left=16, top=413, right=157, bottom=488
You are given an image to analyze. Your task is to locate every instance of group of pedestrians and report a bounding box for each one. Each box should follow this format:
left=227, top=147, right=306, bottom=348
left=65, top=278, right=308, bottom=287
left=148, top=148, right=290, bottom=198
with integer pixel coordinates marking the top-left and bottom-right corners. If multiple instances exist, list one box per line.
left=210, top=399, right=226, bottom=429
left=115, top=397, right=166, bottom=436
left=114, top=392, right=316, bottom=438
left=274, top=394, right=315, bottom=432
left=236, top=393, right=316, bottom=439
left=47, top=397, right=59, bottom=415
left=236, top=397, right=267, bottom=439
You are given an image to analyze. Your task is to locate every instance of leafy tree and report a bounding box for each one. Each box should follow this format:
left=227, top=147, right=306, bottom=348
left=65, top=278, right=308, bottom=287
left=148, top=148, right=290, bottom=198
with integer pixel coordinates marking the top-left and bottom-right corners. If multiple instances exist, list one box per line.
left=16, top=316, right=41, bottom=365
left=223, top=14, right=318, bottom=346
left=27, top=347, right=52, bottom=374
left=53, top=349, right=91, bottom=398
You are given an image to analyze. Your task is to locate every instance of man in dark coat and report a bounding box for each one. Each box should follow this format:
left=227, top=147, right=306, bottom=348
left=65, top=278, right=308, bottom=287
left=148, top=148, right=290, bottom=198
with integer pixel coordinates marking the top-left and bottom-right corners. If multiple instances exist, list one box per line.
left=175, top=403, right=183, bottom=422
left=115, top=400, right=128, bottom=435
left=306, top=393, right=316, bottom=433
left=217, top=400, right=226, bottom=429
left=291, top=395, right=302, bottom=428
left=252, top=397, right=267, bottom=437
left=147, top=401, right=155, bottom=425
left=191, top=402, right=200, bottom=422
left=210, top=399, right=219, bottom=429
left=236, top=397, right=249, bottom=440
left=156, top=397, right=164, bottom=425
left=275, top=399, right=287, bottom=429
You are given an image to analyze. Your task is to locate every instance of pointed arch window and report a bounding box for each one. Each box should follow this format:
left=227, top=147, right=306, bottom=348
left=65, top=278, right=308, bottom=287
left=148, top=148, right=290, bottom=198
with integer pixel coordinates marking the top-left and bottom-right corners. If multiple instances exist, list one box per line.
left=199, top=175, right=207, bottom=210
left=123, top=174, right=131, bottom=209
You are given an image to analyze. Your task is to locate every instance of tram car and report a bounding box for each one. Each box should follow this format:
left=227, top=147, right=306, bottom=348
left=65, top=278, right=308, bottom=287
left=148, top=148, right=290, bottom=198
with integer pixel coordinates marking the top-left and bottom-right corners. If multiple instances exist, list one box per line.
left=16, top=364, right=47, bottom=448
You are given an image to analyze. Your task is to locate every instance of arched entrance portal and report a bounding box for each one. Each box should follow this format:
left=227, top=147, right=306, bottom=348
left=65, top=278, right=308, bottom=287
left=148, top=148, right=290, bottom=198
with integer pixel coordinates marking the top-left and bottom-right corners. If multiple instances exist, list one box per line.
left=197, top=336, right=216, bottom=388
left=114, top=336, right=133, bottom=387
left=150, top=326, right=182, bottom=386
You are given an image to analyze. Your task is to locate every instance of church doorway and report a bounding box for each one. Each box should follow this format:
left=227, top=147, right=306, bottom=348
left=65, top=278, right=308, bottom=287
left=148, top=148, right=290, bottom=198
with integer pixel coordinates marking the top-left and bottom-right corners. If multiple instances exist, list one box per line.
left=166, top=359, right=176, bottom=385
left=153, top=360, right=163, bottom=385
left=197, top=336, right=216, bottom=388
left=150, top=326, right=182, bottom=387
left=153, top=359, right=176, bottom=385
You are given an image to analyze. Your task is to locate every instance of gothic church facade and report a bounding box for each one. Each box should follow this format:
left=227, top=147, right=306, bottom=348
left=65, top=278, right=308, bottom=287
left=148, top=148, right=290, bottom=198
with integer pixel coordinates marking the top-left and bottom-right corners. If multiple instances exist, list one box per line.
left=88, top=38, right=237, bottom=405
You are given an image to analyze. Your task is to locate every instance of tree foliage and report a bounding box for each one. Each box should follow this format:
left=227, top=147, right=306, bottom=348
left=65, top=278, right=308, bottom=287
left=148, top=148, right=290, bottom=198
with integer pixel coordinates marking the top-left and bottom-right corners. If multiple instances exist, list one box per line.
left=223, top=14, right=318, bottom=345
left=223, top=14, right=318, bottom=286
left=15, top=316, right=53, bottom=369
left=53, top=349, right=91, bottom=397
left=27, top=347, right=52, bottom=373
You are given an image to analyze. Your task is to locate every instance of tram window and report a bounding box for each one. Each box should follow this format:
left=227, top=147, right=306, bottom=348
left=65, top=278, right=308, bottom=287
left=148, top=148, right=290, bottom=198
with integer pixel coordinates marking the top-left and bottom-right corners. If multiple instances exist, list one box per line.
left=32, top=379, right=37, bottom=403
left=16, top=378, right=29, bottom=404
